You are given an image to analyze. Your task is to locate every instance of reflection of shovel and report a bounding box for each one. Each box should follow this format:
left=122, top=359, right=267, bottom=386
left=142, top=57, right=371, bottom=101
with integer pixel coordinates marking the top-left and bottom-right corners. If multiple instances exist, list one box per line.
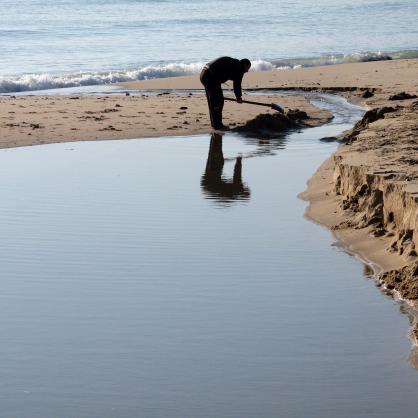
left=224, top=97, right=284, bottom=114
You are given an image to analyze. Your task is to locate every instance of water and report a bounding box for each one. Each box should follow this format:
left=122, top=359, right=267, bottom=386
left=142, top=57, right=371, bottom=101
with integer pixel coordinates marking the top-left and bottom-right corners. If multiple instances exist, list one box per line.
left=0, top=0, right=417, bottom=92
left=1, top=95, right=418, bottom=417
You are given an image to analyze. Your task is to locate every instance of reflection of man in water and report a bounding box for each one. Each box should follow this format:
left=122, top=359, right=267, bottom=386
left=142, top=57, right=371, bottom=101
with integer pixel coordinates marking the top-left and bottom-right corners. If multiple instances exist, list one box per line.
left=201, top=132, right=250, bottom=202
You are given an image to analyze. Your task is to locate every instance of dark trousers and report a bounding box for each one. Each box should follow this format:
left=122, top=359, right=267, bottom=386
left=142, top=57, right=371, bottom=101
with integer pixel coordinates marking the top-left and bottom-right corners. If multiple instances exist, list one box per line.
left=200, top=69, right=224, bottom=129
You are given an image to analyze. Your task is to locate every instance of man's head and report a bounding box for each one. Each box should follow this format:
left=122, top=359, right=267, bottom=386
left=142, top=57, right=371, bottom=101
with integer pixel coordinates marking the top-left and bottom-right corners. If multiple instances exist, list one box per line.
left=240, top=58, right=251, bottom=73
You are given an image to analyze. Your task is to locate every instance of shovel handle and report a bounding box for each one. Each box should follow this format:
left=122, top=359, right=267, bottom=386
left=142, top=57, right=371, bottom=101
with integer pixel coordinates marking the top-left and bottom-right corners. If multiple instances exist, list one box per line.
left=224, top=97, right=284, bottom=113
left=224, top=97, right=270, bottom=107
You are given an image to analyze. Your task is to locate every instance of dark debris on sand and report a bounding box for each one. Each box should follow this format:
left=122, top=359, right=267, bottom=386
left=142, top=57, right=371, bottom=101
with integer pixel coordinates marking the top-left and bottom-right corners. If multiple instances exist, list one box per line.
left=232, top=109, right=310, bottom=135
left=389, top=92, right=418, bottom=101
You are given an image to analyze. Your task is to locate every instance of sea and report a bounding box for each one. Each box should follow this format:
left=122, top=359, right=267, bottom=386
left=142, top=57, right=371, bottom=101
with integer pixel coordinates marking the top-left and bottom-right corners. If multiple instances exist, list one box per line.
left=0, top=0, right=417, bottom=94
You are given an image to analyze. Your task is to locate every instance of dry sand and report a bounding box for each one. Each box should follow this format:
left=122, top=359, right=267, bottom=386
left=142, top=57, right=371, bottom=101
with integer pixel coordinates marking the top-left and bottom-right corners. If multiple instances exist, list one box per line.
left=2, top=58, right=418, bottom=314
left=0, top=93, right=328, bottom=149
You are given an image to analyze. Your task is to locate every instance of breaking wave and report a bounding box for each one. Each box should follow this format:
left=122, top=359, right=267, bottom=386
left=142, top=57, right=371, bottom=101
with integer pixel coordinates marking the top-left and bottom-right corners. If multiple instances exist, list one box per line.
left=0, top=62, right=205, bottom=94
left=271, top=50, right=417, bottom=68
left=1, top=50, right=417, bottom=94
left=0, top=59, right=274, bottom=94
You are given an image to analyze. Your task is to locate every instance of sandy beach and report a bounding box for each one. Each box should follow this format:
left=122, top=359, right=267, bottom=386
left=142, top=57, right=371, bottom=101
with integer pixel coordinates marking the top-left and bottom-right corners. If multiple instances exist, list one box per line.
left=2, top=58, right=418, bottom=305
left=0, top=91, right=332, bottom=149
left=2, top=58, right=416, bottom=149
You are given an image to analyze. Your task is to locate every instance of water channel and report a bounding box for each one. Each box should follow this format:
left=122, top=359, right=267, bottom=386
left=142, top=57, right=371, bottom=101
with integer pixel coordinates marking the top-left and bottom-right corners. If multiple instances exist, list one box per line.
left=0, top=94, right=418, bottom=418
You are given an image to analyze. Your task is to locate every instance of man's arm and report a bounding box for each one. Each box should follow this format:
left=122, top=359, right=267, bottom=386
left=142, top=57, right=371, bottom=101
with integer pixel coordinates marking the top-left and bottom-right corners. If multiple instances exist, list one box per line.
left=233, top=73, right=244, bottom=102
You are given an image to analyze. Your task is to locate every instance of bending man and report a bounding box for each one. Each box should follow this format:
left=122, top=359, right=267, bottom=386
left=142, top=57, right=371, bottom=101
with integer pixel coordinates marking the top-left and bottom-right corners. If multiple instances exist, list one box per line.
left=200, top=57, right=251, bottom=130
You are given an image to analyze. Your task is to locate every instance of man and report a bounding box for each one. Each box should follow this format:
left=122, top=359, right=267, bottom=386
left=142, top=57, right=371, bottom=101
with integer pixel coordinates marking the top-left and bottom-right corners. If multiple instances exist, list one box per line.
left=200, top=57, right=251, bottom=130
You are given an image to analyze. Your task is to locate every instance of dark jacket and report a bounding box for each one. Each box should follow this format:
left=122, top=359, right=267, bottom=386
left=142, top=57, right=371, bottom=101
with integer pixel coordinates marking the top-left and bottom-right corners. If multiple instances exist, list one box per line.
left=204, top=56, right=245, bottom=98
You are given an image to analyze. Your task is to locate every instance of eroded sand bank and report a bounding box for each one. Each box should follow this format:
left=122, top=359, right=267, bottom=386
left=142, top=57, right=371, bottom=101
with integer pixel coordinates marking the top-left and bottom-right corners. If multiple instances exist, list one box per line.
left=298, top=59, right=418, bottom=333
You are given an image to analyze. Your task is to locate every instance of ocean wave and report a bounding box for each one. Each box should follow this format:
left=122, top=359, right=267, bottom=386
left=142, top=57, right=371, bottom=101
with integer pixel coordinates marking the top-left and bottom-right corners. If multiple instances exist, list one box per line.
left=0, top=62, right=204, bottom=94
left=272, top=50, right=418, bottom=68
left=1, top=50, right=417, bottom=94
left=272, top=51, right=392, bottom=68
left=0, top=59, right=275, bottom=94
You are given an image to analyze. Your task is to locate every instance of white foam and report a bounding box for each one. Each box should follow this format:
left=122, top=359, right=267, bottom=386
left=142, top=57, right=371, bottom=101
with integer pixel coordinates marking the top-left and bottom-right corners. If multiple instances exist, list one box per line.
left=0, top=60, right=279, bottom=94
left=0, top=62, right=206, bottom=94
left=249, top=60, right=276, bottom=71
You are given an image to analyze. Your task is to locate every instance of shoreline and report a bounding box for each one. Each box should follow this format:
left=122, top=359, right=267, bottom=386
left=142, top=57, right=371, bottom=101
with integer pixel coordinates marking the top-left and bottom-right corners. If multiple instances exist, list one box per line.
left=2, top=59, right=418, bottom=309
left=298, top=63, right=418, bottom=343
left=301, top=89, right=418, bottom=275
left=1, top=59, right=417, bottom=149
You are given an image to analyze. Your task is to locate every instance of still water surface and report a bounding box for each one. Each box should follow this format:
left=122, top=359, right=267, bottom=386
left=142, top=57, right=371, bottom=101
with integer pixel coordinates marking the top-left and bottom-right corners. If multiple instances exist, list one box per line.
left=1, top=96, right=418, bottom=417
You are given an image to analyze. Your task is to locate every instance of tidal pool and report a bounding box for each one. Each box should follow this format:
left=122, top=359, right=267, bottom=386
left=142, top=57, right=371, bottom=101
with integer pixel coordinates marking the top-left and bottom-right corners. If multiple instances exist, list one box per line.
left=0, top=95, right=418, bottom=418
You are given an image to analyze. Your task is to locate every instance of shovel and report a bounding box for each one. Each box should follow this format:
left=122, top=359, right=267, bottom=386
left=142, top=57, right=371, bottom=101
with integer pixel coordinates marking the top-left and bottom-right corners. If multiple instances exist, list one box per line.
left=224, top=97, right=284, bottom=114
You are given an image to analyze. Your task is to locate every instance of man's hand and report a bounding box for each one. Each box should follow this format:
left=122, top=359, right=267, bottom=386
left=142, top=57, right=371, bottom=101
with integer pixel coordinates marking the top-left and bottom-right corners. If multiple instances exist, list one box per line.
left=236, top=97, right=243, bottom=104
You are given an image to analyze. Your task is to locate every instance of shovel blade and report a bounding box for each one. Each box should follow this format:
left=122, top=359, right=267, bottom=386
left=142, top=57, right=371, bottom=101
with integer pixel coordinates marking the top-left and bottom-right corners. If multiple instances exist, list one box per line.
left=271, top=103, right=285, bottom=114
